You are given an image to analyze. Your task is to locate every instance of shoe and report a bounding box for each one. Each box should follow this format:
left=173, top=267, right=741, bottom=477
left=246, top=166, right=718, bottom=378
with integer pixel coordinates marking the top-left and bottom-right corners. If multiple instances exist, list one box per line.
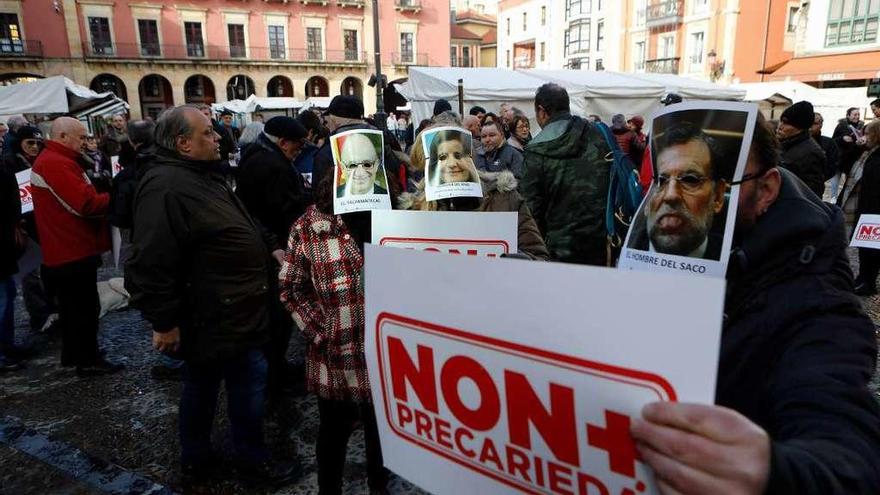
left=76, top=358, right=125, bottom=377
left=0, top=357, right=24, bottom=373
left=151, top=364, right=184, bottom=381
left=854, top=282, right=877, bottom=296
left=236, top=459, right=300, bottom=487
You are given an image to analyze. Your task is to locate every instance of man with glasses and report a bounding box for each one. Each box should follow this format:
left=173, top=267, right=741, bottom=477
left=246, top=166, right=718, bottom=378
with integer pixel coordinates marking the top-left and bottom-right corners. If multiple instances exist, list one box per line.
left=629, top=122, right=727, bottom=260
left=336, top=132, right=386, bottom=196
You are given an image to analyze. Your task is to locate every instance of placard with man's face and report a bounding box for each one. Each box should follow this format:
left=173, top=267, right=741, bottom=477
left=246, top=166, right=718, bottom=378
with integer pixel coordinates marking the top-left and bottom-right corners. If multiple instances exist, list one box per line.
left=421, top=126, right=483, bottom=202
left=619, top=101, right=758, bottom=278
left=331, top=129, right=392, bottom=214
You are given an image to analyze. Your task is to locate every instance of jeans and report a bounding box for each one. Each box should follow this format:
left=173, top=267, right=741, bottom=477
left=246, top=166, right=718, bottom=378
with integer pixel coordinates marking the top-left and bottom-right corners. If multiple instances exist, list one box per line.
left=179, top=349, right=269, bottom=467
left=317, top=399, right=388, bottom=495
left=0, top=277, right=15, bottom=361
left=40, top=257, right=100, bottom=367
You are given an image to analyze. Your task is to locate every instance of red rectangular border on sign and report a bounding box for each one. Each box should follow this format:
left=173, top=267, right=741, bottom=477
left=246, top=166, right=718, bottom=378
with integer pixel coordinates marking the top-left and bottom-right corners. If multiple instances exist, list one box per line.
left=379, top=237, right=510, bottom=254
left=374, top=312, right=676, bottom=495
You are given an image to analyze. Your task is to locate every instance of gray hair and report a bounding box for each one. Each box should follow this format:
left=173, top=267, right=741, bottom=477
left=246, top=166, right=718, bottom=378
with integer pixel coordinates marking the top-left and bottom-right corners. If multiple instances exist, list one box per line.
left=7, top=115, right=28, bottom=132
left=155, top=105, right=198, bottom=152
left=239, top=122, right=264, bottom=146
left=432, top=110, right=462, bottom=126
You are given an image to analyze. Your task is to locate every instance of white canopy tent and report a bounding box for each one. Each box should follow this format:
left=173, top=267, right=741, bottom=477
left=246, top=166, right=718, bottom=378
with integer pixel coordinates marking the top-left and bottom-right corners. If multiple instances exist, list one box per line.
left=626, top=73, right=746, bottom=102
left=246, top=97, right=303, bottom=112
left=301, top=97, right=333, bottom=111
left=0, top=75, right=127, bottom=116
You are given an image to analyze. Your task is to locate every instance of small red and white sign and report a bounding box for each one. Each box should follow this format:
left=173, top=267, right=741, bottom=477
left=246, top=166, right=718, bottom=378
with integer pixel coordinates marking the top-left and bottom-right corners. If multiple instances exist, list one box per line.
left=111, top=155, right=122, bottom=178
left=851, top=215, right=880, bottom=248
left=365, top=246, right=724, bottom=495
left=16, top=169, right=33, bottom=214
left=372, top=211, right=517, bottom=258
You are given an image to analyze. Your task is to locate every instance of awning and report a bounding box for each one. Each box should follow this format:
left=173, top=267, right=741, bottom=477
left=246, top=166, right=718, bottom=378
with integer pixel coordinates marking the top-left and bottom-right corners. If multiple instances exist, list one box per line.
left=74, top=97, right=128, bottom=119
left=767, top=51, right=880, bottom=82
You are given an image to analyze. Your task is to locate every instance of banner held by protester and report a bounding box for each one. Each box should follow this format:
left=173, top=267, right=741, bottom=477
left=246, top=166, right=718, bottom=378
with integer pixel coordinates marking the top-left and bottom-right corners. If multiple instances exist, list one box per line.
left=422, top=126, right=483, bottom=202
left=851, top=214, right=880, bottom=249
left=16, top=168, right=32, bottom=214
left=371, top=211, right=517, bottom=257
left=618, top=101, right=758, bottom=278
left=365, top=245, right=724, bottom=495
left=331, top=128, right=392, bottom=214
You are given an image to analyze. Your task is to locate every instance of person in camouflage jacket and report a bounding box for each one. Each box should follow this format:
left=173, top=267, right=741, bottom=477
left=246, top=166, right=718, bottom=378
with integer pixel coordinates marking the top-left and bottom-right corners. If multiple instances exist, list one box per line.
left=521, top=83, right=611, bottom=266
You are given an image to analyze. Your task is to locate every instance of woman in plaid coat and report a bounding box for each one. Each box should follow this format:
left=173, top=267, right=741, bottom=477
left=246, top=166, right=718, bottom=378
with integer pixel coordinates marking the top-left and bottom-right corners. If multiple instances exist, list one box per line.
left=280, top=171, right=392, bottom=495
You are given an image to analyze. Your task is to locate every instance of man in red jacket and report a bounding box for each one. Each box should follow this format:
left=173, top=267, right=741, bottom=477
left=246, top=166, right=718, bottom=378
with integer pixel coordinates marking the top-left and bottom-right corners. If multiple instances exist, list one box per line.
left=31, top=117, right=122, bottom=376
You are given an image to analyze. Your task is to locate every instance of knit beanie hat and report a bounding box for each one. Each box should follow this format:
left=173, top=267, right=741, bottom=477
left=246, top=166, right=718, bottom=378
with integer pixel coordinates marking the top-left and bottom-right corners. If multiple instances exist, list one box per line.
left=780, top=101, right=815, bottom=131
left=433, top=99, right=452, bottom=116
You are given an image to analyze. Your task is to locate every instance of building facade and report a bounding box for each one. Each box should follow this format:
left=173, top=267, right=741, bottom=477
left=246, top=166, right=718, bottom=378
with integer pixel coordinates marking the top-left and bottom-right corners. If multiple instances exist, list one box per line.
left=0, top=0, right=450, bottom=119
left=454, top=9, right=497, bottom=67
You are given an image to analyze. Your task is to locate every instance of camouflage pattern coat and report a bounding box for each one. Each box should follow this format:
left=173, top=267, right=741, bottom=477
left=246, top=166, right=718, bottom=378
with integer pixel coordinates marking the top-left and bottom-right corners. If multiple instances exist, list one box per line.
left=522, top=113, right=611, bottom=266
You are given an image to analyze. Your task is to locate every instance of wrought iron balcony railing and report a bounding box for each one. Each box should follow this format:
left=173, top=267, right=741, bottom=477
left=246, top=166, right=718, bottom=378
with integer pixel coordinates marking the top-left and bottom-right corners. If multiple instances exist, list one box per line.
left=0, top=39, right=42, bottom=58
left=645, top=1, right=684, bottom=28
left=81, top=42, right=367, bottom=64
left=645, top=57, right=680, bottom=74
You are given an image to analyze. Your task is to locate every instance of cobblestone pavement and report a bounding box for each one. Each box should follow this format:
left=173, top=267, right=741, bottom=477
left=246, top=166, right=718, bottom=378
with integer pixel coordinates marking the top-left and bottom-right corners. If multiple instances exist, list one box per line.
left=1, top=252, right=878, bottom=495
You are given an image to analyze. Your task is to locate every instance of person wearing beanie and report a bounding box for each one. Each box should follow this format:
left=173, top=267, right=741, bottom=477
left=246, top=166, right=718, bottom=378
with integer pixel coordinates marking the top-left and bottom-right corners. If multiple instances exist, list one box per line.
left=777, top=101, right=827, bottom=196
left=1, top=125, right=43, bottom=174
left=433, top=99, right=453, bottom=116
left=628, top=115, right=648, bottom=159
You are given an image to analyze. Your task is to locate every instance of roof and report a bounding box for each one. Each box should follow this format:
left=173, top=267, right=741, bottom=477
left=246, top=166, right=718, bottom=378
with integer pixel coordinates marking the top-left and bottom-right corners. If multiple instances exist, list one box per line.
left=455, top=9, right=496, bottom=24
left=481, top=29, right=497, bottom=45
left=451, top=24, right=483, bottom=41
left=767, top=50, right=880, bottom=82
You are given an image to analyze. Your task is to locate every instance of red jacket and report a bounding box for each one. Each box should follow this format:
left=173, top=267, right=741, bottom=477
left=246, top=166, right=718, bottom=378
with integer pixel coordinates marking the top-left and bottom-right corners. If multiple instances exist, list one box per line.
left=31, top=140, right=110, bottom=266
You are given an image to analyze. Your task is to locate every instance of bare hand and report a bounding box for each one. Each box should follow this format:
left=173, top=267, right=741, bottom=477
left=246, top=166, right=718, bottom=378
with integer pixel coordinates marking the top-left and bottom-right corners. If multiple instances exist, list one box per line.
left=843, top=136, right=853, bottom=143
left=153, top=327, right=181, bottom=353
left=630, top=402, right=770, bottom=495
left=272, top=249, right=285, bottom=265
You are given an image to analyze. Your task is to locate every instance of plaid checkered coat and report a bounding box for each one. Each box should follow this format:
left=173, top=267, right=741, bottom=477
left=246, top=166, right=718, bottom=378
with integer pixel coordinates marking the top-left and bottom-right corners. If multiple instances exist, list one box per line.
left=279, top=205, right=371, bottom=401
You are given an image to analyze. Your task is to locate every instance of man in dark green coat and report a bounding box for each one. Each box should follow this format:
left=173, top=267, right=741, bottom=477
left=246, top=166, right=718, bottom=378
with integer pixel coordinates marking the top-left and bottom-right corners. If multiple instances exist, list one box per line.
left=521, top=83, right=611, bottom=265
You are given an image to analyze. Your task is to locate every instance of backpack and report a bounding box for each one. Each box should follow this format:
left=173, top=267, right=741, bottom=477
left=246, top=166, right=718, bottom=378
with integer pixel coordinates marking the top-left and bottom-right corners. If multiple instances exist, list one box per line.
left=593, top=121, right=643, bottom=264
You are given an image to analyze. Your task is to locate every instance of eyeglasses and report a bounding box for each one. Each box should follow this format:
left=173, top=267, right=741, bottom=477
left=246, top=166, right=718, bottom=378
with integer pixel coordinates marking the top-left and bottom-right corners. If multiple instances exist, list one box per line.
left=21, top=139, right=43, bottom=147
left=654, top=173, right=710, bottom=193
left=729, top=169, right=769, bottom=186
left=343, top=161, right=376, bottom=171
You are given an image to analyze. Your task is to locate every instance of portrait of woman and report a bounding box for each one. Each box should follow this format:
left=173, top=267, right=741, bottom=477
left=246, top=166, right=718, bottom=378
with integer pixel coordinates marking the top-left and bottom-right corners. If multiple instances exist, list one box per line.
left=426, top=128, right=479, bottom=187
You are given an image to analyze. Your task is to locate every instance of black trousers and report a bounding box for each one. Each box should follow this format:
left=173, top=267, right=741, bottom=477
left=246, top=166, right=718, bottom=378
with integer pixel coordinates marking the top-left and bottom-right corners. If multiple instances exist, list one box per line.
left=317, top=399, right=388, bottom=495
left=265, top=299, right=293, bottom=392
left=42, top=256, right=100, bottom=367
left=858, top=247, right=880, bottom=288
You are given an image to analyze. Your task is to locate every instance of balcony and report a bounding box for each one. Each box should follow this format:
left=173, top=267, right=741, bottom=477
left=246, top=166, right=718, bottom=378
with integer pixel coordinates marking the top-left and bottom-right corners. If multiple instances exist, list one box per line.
left=645, top=57, right=680, bottom=74
left=645, top=1, right=683, bottom=29
left=394, top=0, right=421, bottom=12
left=335, top=0, right=364, bottom=7
left=392, top=52, right=428, bottom=66
left=300, top=0, right=330, bottom=5
left=0, top=39, right=43, bottom=58
left=81, top=42, right=367, bottom=65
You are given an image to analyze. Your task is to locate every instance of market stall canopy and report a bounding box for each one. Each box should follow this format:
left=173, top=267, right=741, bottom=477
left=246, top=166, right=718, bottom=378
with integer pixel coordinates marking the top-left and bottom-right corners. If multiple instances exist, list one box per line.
left=246, top=97, right=303, bottom=112
left=0, top=75, right=127, bottom=115
left=625, top=73, right=746, bottom=101
left=212, top=95, right=254, bottom=114
left=302, top=97, right=333, bottom=111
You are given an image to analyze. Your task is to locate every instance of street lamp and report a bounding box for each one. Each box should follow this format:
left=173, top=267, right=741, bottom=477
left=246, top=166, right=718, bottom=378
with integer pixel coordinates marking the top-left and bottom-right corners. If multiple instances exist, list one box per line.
left=707, top=49, right=726, bottom=82
left=371, top=0, right=387, bottom=130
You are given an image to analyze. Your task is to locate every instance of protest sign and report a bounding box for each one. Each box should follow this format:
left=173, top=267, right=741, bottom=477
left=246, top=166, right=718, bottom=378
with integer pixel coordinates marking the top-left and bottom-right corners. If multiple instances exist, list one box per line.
left=422, top=126, right=483, bottom=202
left=850, top=214, right=880, bottom=249
left=618, top=101, right=758, bottom=278
left=365, top=245, right=724, bottom=495
left=16, top=168, right=33, bottom=214
left=111, top=155, right=122, bottom=178
left=331, top=129, right=392, bottom=214
left=371, top=211, right=517, bottom=257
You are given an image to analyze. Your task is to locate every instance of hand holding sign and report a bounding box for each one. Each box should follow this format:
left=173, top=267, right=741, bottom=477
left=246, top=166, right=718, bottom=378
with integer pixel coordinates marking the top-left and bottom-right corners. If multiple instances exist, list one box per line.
left=631, top=402, right=770, bottom=495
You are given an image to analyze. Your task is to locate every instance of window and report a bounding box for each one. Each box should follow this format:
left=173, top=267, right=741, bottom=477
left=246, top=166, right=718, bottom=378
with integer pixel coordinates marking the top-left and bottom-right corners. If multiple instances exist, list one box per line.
left=567, top=20, right=590, bottom=54
left=506, top=49, right=511, bottom=67
left=307, top=27, right=323, bottom=60
left=269, top=25, right=285, bottom=59
left=344, top=29, right=359, bottom=61
left=566, top=0, right=591, bottom=18
left=826, top=0, right=880, bottom=46
left=228, top=24, right=245, bottom=57
left=596, top=20, right=604, bottom=51
left=596, top=0, right=602, bottom=11
left=88, top=17, right=113, bottom=54
left=185, top=22, right=204, bottom=57
left=451, top=46, right=458, bottom=66
left=506, top=17, right=510, bottom=35
left=690, top=31, right=704, bottom=65
left=540, top=41, right=545, bottom=61
left=138, top=19, right=160, bottom=56
left=400, top=32, right=413, bottom=63
left=660, top=35, right=675, bottom=58
left=634, top=40, right=646, bottom=69
left=693, top=0, right=708, bottom=14
left=787, top=6, right=799, bottom=32
left=596, top=58, right=604, bottom=70
left=0, top=13, right=23, bottom=53
left=541, top=6, right=546, bottom=25
left=462, top=46, right=471, bottom=66
left=568, top=57, right=589, bottom=69
left=523, top=12, right=527, bottom=31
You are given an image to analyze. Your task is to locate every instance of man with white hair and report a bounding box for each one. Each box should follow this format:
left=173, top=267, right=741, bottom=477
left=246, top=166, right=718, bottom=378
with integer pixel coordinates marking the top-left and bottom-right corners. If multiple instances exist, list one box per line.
left=31, top=117, right=120, bottom=376
left=336, top=133, right=386, bottom=196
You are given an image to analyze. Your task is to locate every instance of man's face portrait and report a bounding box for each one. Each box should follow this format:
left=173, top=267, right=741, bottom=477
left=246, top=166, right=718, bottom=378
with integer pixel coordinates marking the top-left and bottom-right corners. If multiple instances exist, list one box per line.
left=112, top=115, right=126, bottom=131
left=340, top=133, right=379, bottom=195
left=647, top=138, right=726, bottom=256
left=221, top=115, right=234, bottom=126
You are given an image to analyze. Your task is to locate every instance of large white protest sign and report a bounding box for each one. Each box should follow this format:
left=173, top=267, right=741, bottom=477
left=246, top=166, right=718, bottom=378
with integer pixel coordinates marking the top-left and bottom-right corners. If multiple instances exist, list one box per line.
left=16, top=169, right=33, bottom=214
left=850, top=214, right=880, bottom=249
left=618, top=101, right=758, bottom=278
left=371, top=211, right=517, bottom=257
left=365, top=246, right=724, bottom=495
left=331, top=129, right=392, bottom=214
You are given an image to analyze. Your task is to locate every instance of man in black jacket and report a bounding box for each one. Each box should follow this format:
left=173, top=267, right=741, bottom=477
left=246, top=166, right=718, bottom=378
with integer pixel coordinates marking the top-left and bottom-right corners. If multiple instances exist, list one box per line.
left=811, top=112, right=840, bottom=198
left=125, top=105, right=295, bottom=485
left=776, top=101, right=826, bottom=197
left=631, top=115, right=880, bottom=493
left=0, top=167, right=23, bottom=372
left=833, top=107, right=866, bottom=176
left=235, top=116, right=308, bottom=396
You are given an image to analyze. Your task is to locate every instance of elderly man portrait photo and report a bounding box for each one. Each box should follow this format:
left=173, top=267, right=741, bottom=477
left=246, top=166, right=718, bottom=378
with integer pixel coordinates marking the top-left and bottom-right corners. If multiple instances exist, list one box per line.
left=627, top=121, right=734, bottom=261
left=333, top=132, right=387, bottom=197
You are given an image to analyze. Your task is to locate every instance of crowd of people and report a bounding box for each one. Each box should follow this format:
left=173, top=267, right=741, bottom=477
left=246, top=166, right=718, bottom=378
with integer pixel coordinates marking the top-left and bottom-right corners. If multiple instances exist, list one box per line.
left=1, top=87, right=880, bottom=495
